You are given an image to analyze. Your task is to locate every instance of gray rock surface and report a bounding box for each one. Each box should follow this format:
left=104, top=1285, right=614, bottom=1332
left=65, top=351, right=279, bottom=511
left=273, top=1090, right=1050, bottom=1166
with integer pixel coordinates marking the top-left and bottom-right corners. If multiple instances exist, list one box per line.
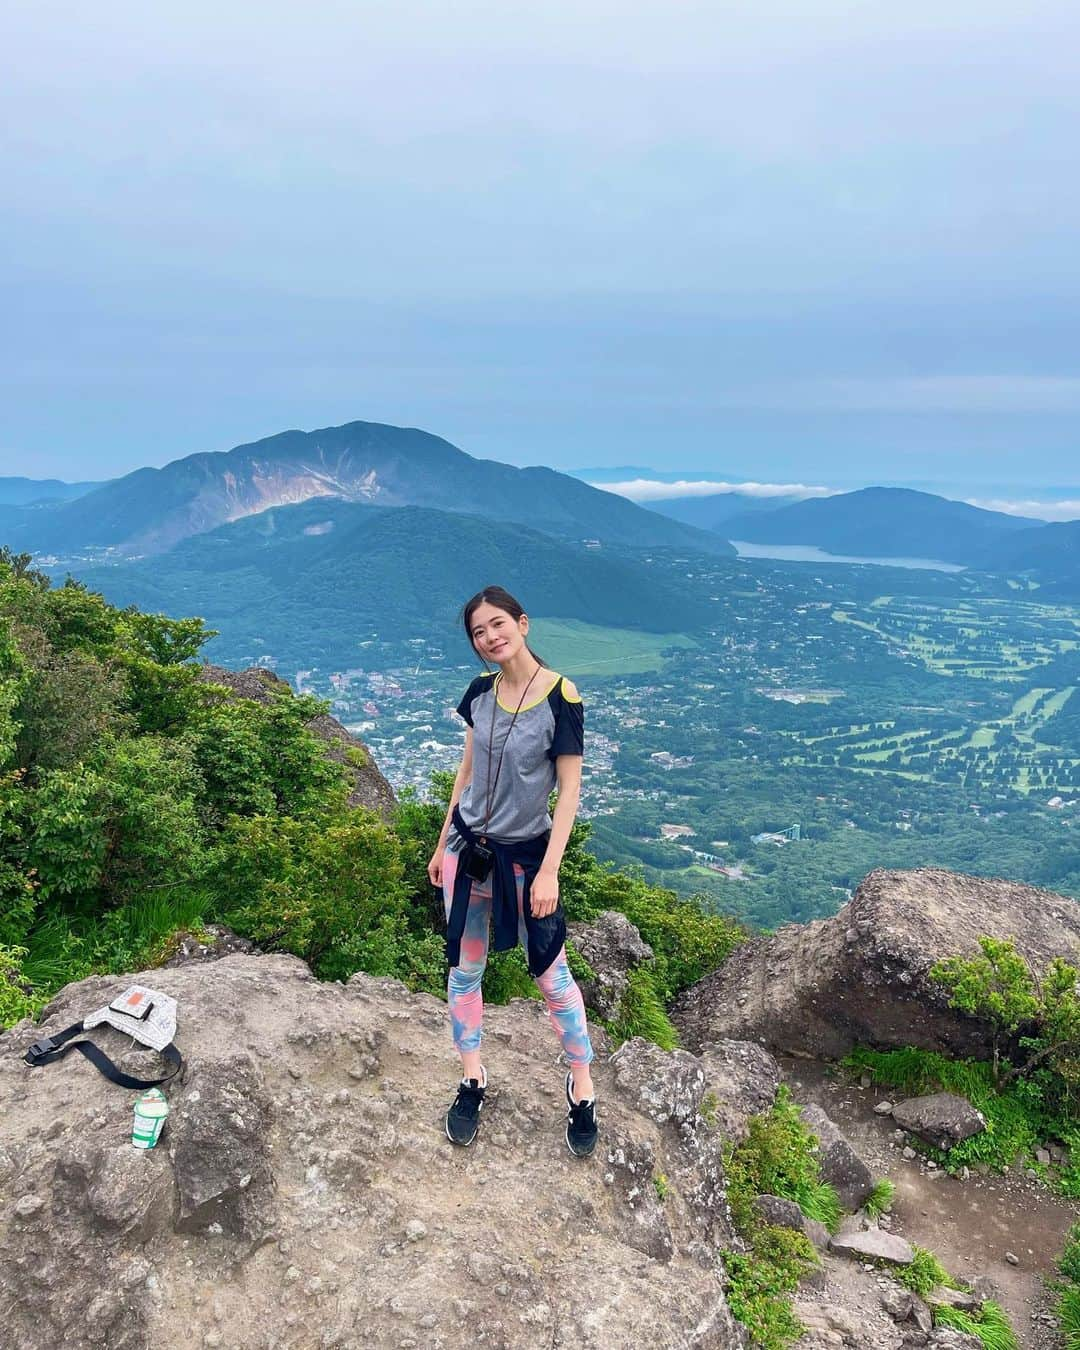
left=892, top=1093, right=987, bottom=1150
left=753, top=1193, right=805, bottom=1231
left=696, top=1037, right=782, bottom=1145
left=673, top=867, right=1080, bottom=1061
left=566, top=910, right=653, bottom=1020
left=800, top=1102, right=876, bottom=1210
left=927, top=1330, right=983, bottom=1349
left=198, top=664, right=396, bottom=818
left=1, top=955, right=752, bottom=1350
left=161, top=924, right=260, bottom=968
left=829, top=1228, right=915, bottom=1264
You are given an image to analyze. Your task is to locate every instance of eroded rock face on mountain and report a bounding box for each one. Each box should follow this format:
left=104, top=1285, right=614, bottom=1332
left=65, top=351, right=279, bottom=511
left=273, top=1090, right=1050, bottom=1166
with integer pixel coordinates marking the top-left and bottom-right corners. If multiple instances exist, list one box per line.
left=673, top=867, right=1080, bottom=1061
left=198, top=664, right=396, bottom=818
left=0, top=956, right=756, bottom=1350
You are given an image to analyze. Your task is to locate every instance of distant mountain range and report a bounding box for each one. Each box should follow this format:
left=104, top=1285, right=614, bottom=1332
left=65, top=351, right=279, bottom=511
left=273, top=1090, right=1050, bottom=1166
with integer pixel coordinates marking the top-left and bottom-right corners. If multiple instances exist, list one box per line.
left=74, top=499, right=706, bottom=665
left=980, top=519, right=1080, bottom=594
left=720, top=487, right=1040, bottom=566
left=0, top=477, right=103, bottom=506
left=645, top=492, right=802, bottom=530
left=568, top=466, right=744, bottom=484
left=10, top=422, right=733, bottom=560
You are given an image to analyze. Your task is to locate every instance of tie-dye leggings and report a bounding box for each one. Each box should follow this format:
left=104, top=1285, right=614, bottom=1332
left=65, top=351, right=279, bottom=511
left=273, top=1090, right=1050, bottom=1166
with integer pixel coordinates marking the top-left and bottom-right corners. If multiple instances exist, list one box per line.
left=442, top=848, right=594, bottom=1067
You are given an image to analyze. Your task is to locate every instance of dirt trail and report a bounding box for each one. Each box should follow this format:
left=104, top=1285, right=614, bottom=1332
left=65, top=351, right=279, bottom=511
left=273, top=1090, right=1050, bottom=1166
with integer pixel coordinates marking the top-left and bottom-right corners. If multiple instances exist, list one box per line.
left=781, top=1056, right=1076, bottom=1350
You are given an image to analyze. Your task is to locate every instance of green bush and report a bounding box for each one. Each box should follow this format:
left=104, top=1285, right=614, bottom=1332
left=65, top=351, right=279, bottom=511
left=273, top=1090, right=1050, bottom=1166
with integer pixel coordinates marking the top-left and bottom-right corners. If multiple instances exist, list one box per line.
left=723, top=1228, right=812, bottom=1349
left=727, top=1085, right=842, bottom=1233
left=722, top=1086, right=841, bottom=1345
left=0, top=945, right=39, bottom=1025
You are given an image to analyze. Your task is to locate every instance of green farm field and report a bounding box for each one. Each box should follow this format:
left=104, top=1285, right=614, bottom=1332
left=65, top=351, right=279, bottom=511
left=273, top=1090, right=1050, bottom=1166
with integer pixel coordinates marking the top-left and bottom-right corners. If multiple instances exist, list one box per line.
left=529, top=618, right=697, bottom=677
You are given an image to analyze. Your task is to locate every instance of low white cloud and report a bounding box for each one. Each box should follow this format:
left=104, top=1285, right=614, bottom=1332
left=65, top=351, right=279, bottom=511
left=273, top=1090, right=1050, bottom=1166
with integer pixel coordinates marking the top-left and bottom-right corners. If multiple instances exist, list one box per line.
left=591, top=478, right=836, bottom=503
left=965, top=497, right=1080, bottom=523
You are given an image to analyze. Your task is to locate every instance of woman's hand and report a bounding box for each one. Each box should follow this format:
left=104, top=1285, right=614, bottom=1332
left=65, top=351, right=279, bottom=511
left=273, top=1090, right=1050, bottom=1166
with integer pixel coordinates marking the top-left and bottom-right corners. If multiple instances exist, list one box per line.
left=427, top=847, right=445, bottom=887
left=530, top=866, right=559, bottom=917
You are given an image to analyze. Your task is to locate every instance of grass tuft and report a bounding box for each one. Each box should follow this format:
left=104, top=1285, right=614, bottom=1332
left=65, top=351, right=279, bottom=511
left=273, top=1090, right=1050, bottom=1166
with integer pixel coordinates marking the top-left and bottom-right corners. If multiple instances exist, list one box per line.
left=863, top=1177, right=896, bottom=1219
left=934, top=1301, right=1018, bottom=1350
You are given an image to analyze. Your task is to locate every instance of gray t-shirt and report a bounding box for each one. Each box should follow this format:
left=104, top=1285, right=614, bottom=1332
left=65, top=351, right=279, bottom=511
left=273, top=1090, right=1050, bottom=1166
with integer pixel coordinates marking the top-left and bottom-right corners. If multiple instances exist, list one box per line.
left=450, top=671, right=584, bottom=845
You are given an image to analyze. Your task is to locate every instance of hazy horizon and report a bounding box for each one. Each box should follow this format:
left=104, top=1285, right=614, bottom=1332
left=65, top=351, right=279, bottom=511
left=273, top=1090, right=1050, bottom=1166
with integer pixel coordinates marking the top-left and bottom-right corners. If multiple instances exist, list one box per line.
left=5, top=2, right=1079, bottom=488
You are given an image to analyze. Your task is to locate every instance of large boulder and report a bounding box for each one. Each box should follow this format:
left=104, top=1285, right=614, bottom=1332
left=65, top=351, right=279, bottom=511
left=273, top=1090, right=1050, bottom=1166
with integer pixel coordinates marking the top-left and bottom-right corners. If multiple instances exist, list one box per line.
left=1, top=955, right=752, bottom=1350
left=198, top=664, right=396, bottom=818
left=673, top=867, right=1080, bottom=1061
left=566, top=911, right=654, bottom=1020
left=800, top=1103, right=876, bottom=1211
left=891, top=1093, right=986, bottom=1151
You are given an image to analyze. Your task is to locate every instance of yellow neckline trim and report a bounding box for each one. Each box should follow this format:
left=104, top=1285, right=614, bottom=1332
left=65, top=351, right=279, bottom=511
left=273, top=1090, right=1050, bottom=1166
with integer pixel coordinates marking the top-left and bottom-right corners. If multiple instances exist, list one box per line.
left=494, top=670, right=563, bottom=714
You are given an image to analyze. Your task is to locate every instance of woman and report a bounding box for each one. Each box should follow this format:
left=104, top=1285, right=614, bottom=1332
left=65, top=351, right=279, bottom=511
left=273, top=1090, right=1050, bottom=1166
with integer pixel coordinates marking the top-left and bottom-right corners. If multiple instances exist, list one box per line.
left=427, top=585, right=598, bottom=1157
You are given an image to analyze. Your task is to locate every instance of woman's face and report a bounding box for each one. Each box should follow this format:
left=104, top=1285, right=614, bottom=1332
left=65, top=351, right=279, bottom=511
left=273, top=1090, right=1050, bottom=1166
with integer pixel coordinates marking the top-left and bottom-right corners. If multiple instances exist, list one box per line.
left=469, top=602, right=528, bottom=666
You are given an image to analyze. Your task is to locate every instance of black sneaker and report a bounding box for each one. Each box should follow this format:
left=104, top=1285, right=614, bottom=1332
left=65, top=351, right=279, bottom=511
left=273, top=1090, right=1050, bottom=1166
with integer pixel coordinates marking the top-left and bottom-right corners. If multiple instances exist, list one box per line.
left=565, top=1072, right=598, bottom=1158
left=445, top=1076, right=486, bottom=1146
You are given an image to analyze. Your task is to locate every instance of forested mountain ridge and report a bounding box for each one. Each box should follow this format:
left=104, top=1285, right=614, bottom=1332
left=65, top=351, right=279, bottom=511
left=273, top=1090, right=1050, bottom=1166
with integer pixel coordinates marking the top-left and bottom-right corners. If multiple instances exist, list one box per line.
left=71, top=498, right=707, bottom=667
left=9, top=420, right=734, bottom=559
left=978, top=519, right=1080, bottom=594
left=723, top=486, right=1040, bottom=564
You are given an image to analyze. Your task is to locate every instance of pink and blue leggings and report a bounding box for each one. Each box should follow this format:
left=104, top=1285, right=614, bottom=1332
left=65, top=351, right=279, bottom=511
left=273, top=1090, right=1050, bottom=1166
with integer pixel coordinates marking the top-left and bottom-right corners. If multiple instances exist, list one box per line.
left=442, top=848, right=594, bottom=1067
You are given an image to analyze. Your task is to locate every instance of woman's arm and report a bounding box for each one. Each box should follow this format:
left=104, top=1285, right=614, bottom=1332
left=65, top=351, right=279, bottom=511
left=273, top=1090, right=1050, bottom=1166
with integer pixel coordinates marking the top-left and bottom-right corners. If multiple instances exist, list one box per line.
left=530, top=752, right=582, bottom=917
left=427, top=728, right=474, bottom=885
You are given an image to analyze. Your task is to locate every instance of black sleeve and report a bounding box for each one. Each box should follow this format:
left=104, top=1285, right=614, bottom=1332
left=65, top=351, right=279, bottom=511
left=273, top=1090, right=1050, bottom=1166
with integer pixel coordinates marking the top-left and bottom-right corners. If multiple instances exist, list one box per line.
left=455, top=675, right=489, bottom=727
left=549, top=684, right=584, bottom=759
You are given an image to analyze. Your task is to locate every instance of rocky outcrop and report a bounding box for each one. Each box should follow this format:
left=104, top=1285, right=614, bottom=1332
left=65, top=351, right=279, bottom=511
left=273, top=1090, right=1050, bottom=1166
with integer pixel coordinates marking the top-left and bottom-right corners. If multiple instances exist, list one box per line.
left=198, top=664, right=396, bottom=818
left=566, top=911, right=653, bottom=1020
left=1, top=955, right=759, bottom=1350
left=800, top=1103, right=875, bottom=1210
left=673, top=868, right=1080, bottom=1061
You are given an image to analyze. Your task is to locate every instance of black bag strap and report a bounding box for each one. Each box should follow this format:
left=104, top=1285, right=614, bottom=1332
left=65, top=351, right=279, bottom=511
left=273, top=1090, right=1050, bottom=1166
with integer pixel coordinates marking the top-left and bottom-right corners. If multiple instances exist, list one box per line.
left=24, top=1021, right=183, bottom=1090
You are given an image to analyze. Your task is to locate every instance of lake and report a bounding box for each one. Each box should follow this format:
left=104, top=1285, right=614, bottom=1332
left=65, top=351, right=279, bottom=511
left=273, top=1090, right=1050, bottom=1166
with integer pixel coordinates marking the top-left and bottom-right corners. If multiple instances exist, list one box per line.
left=729, top=541, right=967, bottom=572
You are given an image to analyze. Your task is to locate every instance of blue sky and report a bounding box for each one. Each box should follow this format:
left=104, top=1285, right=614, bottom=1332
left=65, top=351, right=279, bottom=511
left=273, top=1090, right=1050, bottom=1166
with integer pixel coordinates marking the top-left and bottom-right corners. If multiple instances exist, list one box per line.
left=3, top=1, right=1078, bottom=492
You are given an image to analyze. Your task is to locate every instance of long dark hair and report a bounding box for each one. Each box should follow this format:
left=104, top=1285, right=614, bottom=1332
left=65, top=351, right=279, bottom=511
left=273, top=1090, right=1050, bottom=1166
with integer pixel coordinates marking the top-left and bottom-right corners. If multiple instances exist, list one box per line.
left=461, top=585, right=546, bottom=668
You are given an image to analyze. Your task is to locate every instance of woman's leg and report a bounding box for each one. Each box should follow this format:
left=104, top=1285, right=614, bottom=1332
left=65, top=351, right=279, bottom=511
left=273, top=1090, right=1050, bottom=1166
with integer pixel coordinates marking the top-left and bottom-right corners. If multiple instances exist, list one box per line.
left=534, top=948, right=596, bottom=1100
left=443, top=848, right=492, bottom=1081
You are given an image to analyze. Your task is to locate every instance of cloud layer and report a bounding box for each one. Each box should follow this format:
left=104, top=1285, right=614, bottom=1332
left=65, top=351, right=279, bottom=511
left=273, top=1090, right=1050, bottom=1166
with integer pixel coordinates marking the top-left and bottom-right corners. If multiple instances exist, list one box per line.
left=593, top=479, right=835, bottom=503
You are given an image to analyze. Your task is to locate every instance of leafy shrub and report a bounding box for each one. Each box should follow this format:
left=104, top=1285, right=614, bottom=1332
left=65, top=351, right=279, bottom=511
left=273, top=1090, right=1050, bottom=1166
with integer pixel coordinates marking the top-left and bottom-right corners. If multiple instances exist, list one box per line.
left=723, top=1228, right=812, bottom=1348
left=213, top=808, right=408, bottom=976
left=1059, top=1223, right=1080, bottom=1286
left=727, top=1085, right=842, bottom=1233
left=0, top=945, right=39, bottom=1025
